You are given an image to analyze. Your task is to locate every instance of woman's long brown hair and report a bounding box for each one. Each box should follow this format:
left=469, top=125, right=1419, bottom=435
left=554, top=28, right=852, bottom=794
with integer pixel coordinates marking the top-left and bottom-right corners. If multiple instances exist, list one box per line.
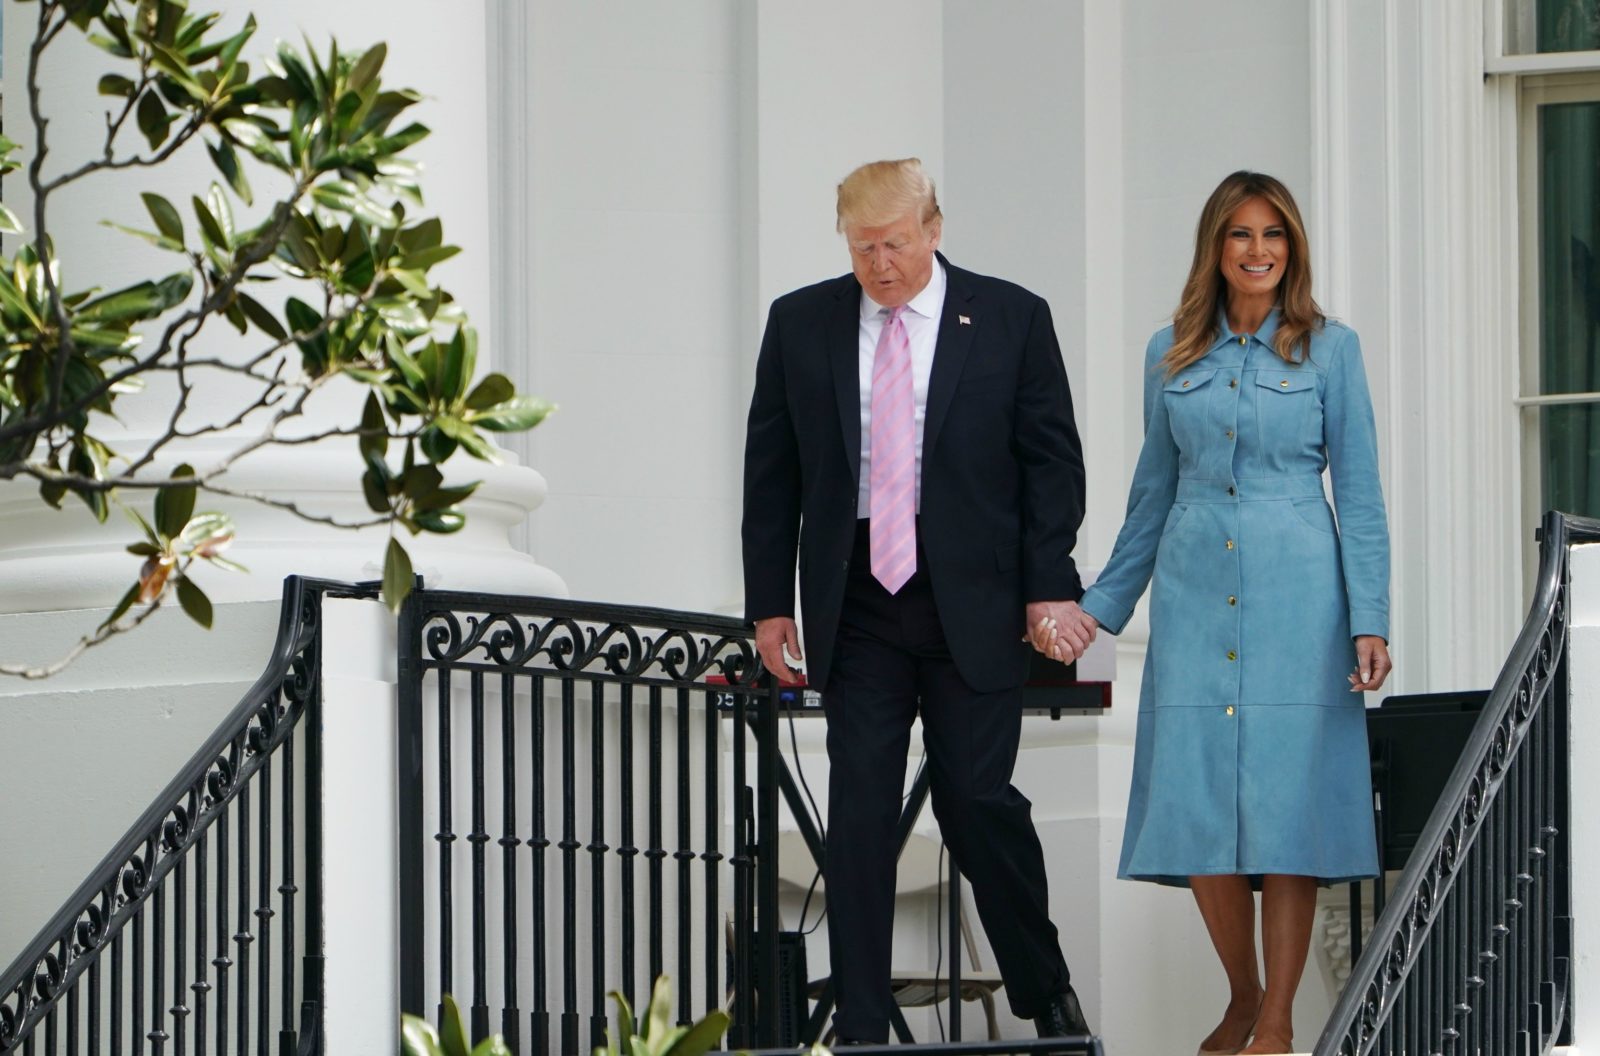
left=1163, top=171, right=1324, bottom=376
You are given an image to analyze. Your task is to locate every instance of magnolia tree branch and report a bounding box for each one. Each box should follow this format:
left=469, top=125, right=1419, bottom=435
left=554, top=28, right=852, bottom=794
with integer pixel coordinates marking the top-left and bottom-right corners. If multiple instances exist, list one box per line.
left=0, top=595, right=167, bottom=680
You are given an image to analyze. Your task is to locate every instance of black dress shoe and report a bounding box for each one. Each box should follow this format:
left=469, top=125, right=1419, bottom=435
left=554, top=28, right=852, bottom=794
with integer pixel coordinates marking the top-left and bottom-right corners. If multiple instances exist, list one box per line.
left=1033, top=985, right=1092, bottom=1037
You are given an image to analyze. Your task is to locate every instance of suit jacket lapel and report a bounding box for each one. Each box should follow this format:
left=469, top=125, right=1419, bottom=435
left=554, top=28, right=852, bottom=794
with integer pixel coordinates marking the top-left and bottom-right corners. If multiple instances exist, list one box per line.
left=923, top=257, right=978, bottom=457
left=828, top=280, right=863, bottom=487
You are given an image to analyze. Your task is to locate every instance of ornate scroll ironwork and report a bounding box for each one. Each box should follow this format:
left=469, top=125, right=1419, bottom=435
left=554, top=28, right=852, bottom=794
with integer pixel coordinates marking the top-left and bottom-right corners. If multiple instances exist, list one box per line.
left=413, top=595, right=765, bottom=690
left=0, top=577, right=354, bottom=1055
left=1315, top=511, right=1598, bottom=1056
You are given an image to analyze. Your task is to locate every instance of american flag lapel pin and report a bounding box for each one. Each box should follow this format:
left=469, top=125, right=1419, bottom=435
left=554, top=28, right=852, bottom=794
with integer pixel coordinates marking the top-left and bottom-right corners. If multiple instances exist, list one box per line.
left=958, top=314, right=971, bottom=325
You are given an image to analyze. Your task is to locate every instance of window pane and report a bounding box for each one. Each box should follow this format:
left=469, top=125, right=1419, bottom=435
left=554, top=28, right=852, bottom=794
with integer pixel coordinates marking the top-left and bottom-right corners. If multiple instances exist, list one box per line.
left=1506, top=0, right=1600, bottom=54
left=1539, top=101, right=1600, bottom=397
left=1543, top=405, right=1600, bottom=516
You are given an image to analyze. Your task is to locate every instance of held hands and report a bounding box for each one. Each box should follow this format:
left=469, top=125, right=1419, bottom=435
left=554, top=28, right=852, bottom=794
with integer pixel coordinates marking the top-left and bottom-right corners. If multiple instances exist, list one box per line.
left=754, top=616, right=805, bottom=682
left=1024, top=600, right=1098, bottom=664
left=1349, top=635, right=1392, bottom=693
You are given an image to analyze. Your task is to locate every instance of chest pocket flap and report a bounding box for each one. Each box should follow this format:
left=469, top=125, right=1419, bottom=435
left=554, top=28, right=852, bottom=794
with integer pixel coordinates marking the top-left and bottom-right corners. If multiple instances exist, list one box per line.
left=1164, top=368, right=1218, bottom=394
left=1254, top=370, right=1317, bottom=394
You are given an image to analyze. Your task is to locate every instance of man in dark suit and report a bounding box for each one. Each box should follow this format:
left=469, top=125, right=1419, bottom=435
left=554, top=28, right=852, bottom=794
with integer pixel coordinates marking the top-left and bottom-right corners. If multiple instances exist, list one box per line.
left=741, top=158, right=1093, bottom=1044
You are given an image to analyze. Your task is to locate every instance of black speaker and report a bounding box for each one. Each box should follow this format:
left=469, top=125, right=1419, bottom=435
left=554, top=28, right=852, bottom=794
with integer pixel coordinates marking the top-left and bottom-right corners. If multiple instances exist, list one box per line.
left=774, top=931, right=809, bottom=1046
left=1367, top=690, right=1489, bottom=868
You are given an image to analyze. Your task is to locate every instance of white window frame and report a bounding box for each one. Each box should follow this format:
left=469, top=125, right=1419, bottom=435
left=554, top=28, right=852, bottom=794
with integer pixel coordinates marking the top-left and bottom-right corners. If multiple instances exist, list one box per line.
left=1514, top=73, right=1600, bottom=578
left=1486, top=0, right=1600, bottom=73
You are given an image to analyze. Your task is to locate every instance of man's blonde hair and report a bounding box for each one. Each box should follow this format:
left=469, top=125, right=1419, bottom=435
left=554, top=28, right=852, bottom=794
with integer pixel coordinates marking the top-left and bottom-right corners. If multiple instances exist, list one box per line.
left=835, top=158, right=942, bottom=233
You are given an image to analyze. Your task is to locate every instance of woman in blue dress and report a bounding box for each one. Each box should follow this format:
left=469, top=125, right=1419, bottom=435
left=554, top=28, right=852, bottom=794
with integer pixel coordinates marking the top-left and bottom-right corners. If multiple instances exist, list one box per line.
left=1063, top=172, right=1393, bottom=1054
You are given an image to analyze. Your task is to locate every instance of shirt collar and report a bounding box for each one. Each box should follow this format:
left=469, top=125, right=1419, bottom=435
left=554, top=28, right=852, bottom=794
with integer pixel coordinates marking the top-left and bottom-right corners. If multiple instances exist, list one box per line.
left=1213, top=303, right=1282, bottom=350
left=861, top=258, right=947, bottom=322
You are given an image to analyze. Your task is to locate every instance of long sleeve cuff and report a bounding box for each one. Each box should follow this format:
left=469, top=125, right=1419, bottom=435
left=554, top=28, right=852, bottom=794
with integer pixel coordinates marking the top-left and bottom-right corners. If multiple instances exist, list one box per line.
left=1080, top=585, right=1134, bottom=636
left=1349, top=609, right=1389, bottom=642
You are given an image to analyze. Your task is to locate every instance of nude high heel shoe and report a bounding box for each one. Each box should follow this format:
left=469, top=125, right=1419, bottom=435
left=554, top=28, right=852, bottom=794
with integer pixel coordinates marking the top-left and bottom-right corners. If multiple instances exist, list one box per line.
left=1197, top=1011, right=1260, bottom=1056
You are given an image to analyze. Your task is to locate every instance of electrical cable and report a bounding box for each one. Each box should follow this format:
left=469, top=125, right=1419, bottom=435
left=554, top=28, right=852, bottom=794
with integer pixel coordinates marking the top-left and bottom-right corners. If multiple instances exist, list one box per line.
left=786, top=691, right=828, bottom=935
left=933, top=839, right=947, bottom=1042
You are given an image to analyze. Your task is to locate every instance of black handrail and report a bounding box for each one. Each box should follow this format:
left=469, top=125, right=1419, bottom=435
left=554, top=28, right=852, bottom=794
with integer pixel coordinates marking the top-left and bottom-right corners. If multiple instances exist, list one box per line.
left=1315, top=510, right=1597, bottom=1054
left=0, top=576, right=369, bottom=1055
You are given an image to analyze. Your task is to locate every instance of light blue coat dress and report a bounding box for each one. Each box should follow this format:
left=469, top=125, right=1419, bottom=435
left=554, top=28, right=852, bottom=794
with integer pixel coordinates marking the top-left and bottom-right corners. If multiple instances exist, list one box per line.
left=1080, top=310, right=1388, bottom=886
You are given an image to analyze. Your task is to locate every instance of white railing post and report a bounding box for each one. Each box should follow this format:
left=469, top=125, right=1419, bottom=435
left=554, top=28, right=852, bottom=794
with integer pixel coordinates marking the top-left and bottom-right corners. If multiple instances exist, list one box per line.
left=1564, top=541, right=1600, bottom=1051
left=319, top=596, right=401, bottom=1053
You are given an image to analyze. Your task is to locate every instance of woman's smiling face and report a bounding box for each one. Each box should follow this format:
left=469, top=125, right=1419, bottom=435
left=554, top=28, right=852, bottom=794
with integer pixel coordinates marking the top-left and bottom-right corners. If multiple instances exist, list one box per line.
left=1218, top=196, right=1289, bottom=301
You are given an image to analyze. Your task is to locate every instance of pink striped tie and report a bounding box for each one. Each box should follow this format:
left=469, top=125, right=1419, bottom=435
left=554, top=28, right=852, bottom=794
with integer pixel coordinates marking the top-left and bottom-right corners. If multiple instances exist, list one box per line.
left=870, top=306, right=916, bottom=593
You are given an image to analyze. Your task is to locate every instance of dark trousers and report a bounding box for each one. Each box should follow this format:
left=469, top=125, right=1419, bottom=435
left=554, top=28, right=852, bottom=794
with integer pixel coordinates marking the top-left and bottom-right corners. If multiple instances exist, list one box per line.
left=823, top=521, right=1071, bottom=1042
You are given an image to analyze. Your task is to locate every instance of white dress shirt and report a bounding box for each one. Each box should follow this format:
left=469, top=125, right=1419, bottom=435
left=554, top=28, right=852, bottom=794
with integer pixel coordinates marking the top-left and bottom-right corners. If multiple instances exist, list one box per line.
left=857, top=260, right=945, bottom=516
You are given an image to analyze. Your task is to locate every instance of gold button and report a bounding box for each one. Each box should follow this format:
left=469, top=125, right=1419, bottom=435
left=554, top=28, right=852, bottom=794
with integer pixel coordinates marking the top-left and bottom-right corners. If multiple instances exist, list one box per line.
left=1181, top=380, right=1191, bottom=388
left=1280, top=379, right=1290, bottom=388
left=1228, top=595, right=1237, bottom=606
left=1225, top=430, right=1234, bottom=439
left=1238, top=336, right=1246, bottom=346
left=1226, top=650, right=1237, bottom=661
left=1226, top=705, right=1235, bottom=715
left=1226, top=539, right=1235, bottom=550
left=1229, top=378, right=1238, bottom=389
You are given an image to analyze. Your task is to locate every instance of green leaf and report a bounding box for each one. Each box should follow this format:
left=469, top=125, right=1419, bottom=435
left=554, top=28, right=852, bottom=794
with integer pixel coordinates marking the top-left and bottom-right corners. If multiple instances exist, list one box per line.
left=608, top=992, right=636, bottom=1056
left=136, top=89, right=170, bottom=152
left=237, top=292, right=288, bottom=341
left=464, top=371, right=512, bottom=412
left=397, top=217, right=443, bottom=253
left=418, top=425, right=456, bottom=463
left=141, top=192, right=184, bottom=244
left=100, top=220, right=184, bottom=254
left=360, top=390, right=388, bottom=460
left=0, top=272, right=44, bottom=329
left=348, top=41, right=387, bottom=93
left=468, top=1036, right=511, bottom=1056
left=176, top=576, right=214, bottom=629
left=98, top=73, right=137, bottom=97
left=126, top=542, right=162, bottom=557
left=401, top=1013, right=443, bottom=1056
left=98, top=582, right=142, bottom=630
left=192, top=195, right=230, bottom=249
left=361, top=466, right=390, bottom=514
left=207, top=138, right=253, bottom=205
left=155, top=464, right=198, bottom=540
left=208, top=183, right=236, bottom=246
left=76, top=273, right=194, bottom=324
left=469, top=396, right=555, bottom=433
left=412, top=509, right=465, bottom=534
left=40, top=479, right=67, bottom=509
left=382, top=537, right=414, bottom=615
left=218, top=14, right=256, bottom=71
left=645, top=977, right=673, bottom=1046
left=660, top=1010, right=729, bottom=1056
left=203, top=553, right=249, bottom=574
left=0, top=203, right=23, bottom=236
left=397, top=244, right=460, bottom=271
left=284, top=297, right=329, bottom=370
left=438, top=985, right=467, bottom=1056
left=411, top=482, right=478, bottom=514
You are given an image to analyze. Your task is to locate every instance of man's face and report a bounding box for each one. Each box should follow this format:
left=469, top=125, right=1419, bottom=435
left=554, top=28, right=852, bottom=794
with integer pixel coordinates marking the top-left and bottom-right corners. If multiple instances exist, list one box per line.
left=845, top=211, right=941, bottom=309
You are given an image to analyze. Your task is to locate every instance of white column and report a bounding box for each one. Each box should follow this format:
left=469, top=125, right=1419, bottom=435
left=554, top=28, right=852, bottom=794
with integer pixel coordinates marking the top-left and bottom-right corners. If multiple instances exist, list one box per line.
left=1309, top=0, right=1521, bottom=694
left=0, top=0, right=564, bottom=615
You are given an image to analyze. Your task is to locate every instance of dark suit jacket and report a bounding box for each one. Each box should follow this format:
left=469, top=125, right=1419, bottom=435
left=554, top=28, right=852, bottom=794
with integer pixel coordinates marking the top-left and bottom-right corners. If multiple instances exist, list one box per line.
left=741, top=253, right=1086, bottom=693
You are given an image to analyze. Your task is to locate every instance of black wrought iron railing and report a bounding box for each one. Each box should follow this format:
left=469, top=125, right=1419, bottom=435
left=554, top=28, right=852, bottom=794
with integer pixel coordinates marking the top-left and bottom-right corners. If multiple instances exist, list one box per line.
left=397, top=590, right=780, bottom=1056
left=1315, top=509, right=1596, bottom=1055
left=0, top=576, right=357, bottom=1056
